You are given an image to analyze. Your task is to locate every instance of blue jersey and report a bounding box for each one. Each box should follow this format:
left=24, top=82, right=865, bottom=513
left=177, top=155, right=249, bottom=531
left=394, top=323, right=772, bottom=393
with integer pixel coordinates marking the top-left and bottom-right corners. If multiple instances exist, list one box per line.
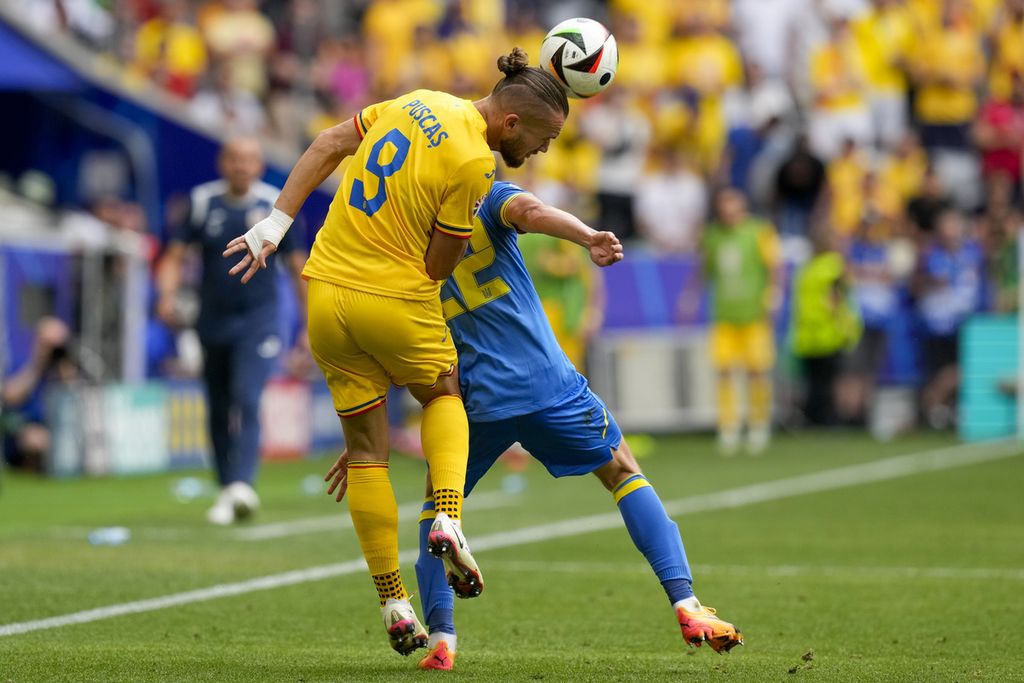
left=918, top=240, right=983, bottom=336
left=441, top=182, right=580, bottom=422
left=848, top=240, right=897, bottom=329
left=173, top=180, right=300, bottom=342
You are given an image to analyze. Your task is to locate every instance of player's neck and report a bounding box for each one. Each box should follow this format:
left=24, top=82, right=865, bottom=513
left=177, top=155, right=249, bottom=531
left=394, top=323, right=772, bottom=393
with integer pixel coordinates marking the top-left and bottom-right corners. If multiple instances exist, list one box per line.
left=473, top=97, right=501, bottom=152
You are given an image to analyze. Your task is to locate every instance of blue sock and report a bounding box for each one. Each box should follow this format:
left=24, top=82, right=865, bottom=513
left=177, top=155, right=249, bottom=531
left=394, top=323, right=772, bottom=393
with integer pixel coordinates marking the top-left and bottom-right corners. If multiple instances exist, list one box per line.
left=414, top=500, right=456, bottom=635
left=613, top=474, right=694, bottom=605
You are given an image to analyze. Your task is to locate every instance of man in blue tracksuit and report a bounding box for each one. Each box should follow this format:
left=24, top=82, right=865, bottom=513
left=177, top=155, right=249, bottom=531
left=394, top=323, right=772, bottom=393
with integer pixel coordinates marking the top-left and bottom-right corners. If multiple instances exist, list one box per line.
left=157, top=137, right=307, bottom=524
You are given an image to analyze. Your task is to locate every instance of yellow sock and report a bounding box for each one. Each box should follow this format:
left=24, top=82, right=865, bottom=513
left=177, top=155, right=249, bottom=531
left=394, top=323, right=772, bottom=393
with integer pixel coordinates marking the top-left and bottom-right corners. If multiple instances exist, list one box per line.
left=347, top=461, right=406, bottom=604
left=749, top=373, right=773, bottom=429
left=421, top=395, right=467, bottom=521
left=716, top=372, right=739, bottom=434
left=371, top=569, right=407, bottom=606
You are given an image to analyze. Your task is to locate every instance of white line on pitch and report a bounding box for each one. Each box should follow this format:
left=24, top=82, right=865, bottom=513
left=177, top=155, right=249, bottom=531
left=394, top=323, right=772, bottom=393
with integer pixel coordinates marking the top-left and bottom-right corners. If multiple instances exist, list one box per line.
left=0, top=439, right=1017, bottom=638
left=234, top=490, right=514, bottom=541
left=37, top=491, right=514, bottom=544
left=490, top=560, right=1024, bottom=582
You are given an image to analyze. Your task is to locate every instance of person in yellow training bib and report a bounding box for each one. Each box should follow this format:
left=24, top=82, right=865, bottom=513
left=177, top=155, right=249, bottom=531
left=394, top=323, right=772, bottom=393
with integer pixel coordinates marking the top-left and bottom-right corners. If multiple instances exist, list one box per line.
left=701, top=187, right=782, bottom=457
left=223, top=47, right=569, bottom=657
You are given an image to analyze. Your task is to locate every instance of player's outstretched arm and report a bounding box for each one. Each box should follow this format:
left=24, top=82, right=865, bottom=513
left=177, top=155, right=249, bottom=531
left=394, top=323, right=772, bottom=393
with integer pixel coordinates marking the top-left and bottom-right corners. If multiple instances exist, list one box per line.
left=505, top=193, right=623, bottom=267
left=224, top=118, right=362, bottom=283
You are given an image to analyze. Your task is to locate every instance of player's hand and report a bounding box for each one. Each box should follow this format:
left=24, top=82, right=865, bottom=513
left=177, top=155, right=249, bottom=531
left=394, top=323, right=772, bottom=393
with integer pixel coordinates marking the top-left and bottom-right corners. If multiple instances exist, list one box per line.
left=223, top=235, right=277, bottom=284
left=324, top=450, right=350, bottom=502
left=223, top=209, right=293, bottom=283
left=587, top=231, right=624, bottom=267
left=293, top=328, right=310, bottom=352
left=284, top=330, right=315, bottom=378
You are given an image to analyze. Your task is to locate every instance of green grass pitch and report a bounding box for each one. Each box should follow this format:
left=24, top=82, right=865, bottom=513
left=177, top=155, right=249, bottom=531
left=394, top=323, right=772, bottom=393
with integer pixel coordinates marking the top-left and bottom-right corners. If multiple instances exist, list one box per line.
left=2, top=433, right=1023, bottom=682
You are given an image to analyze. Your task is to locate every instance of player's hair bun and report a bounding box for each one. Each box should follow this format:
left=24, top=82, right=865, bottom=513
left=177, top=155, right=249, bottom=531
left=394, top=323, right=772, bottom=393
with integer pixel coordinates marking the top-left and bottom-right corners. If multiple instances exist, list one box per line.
left=497, top=47, right=530, bottom=76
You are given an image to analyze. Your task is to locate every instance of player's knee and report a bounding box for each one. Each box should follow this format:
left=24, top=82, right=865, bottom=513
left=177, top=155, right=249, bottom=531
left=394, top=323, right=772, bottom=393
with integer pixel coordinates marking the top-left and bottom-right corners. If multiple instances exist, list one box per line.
left=595, top=451, right=641, bottom=492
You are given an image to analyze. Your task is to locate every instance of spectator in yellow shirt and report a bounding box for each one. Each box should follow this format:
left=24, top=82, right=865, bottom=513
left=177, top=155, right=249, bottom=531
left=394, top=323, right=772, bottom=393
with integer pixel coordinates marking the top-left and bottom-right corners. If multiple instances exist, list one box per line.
left=808, top=15, right=872, bottom=160
left=674, top=0, right=731, bottom=34
left=910, top=0, right=1000, bottom=32
left=987, top=0, right=1024, bottom=102
left=134, top=0, right=207, bottom=98
left=395, top=25, right=453, bottom=94
left=361, top=0, right=440, bottom=94
left=671, top=15, right=744, bottom=172
left=203, top=0, right=276, bottom=97
left=908, top=1, right=985, bottom=151
left=611, top=0, right=674, bottom=44
left=879, top=131, right=929, bottom=204
left=853, top=0, right=914, bottom=150
left=826, top=139, right=869, bottom=238
left=612, top=13, right=667, bottom=94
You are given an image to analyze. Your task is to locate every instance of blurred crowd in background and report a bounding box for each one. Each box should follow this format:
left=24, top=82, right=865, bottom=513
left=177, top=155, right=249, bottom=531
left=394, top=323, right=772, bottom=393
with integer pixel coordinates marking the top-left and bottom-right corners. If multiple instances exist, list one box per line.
left=6, top=0, right=1024, bottom=457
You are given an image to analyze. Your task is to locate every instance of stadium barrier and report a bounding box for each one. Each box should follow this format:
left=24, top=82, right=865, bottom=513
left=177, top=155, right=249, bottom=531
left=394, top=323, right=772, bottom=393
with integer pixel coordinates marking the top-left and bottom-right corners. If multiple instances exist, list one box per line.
left=589, top=328, right=717, bottom=433
left=44, top=378, right=343, bottom=478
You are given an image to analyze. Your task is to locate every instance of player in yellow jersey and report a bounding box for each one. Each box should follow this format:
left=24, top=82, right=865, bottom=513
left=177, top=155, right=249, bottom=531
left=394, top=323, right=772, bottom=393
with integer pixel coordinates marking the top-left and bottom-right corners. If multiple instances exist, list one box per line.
left=223, top=48, right=569, bottom=656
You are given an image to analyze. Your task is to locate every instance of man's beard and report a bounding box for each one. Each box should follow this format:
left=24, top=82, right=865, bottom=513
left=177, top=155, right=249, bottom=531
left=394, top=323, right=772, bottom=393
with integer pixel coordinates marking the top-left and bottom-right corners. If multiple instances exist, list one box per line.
left=499, top=139, right=527, bottom=168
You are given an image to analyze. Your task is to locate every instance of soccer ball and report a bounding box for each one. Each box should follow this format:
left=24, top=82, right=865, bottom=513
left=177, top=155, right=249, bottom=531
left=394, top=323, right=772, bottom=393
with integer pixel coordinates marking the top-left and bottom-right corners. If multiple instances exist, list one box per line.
left=538, top=17, right=618, bottom=99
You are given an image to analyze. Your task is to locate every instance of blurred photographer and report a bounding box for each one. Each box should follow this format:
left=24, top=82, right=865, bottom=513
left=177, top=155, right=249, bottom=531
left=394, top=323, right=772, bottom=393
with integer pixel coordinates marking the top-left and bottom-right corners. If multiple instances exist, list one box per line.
left=1, top=317, right=78, bottom=471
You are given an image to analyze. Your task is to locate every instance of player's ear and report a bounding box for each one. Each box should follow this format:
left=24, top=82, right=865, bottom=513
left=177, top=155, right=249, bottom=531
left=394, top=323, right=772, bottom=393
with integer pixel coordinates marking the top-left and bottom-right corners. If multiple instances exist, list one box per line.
left=503, top=113, right=520, bottom=132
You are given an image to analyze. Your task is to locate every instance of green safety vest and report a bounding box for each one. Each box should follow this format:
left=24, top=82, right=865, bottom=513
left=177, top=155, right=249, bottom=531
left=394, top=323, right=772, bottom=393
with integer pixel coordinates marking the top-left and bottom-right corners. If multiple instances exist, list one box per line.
left=791, top=251, right=862, bottom=357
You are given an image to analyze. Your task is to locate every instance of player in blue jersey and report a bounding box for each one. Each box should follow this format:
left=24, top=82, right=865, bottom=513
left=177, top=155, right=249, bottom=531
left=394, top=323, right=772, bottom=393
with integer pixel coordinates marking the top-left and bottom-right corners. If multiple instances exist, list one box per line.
left=325, top=181, right=742, bottom=670
left=158, top=137, right=307, bottom=525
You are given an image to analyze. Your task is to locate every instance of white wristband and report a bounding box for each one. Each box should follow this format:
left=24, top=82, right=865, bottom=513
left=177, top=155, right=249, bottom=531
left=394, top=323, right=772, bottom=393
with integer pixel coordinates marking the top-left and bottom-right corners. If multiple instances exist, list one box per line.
left=244, top=208, right=293, bottom=258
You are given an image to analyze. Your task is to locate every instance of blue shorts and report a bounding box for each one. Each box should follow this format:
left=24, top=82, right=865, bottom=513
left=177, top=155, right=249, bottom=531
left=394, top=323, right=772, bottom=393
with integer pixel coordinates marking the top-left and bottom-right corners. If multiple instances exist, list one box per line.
left=464, top=381, right=622, bottom=495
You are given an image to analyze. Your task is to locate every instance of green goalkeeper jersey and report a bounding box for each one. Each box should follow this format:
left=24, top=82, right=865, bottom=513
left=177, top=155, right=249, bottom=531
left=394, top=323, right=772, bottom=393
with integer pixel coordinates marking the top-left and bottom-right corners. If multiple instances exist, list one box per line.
left=701, top=218, right=780, bottom=324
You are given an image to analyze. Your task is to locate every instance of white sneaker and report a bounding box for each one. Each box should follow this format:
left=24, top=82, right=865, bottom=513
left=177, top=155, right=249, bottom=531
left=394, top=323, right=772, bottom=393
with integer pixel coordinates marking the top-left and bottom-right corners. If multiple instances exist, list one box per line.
left=381, top=598, right=428, bottom=655
left=427, top=512, right=484, bottom=598
left=746, top=425, right=771, bottom=456
left=717, top=430, right=741, bottom=457
left=206, top=488, right=235, bottom=526
left=227, top=481, right=260, bottom=520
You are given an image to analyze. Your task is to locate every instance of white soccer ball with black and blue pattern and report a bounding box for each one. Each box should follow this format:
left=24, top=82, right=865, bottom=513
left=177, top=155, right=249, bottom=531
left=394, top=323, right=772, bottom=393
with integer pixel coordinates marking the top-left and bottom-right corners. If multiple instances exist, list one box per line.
left=538, top=17, right=618, bottom=99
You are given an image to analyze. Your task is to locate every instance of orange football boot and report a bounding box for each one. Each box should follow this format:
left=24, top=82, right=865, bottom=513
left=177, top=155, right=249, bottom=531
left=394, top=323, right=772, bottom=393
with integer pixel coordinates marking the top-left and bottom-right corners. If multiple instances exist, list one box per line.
left=676, top=605, right=743, bottom=653
left=417, top=641, right=456, bottom=671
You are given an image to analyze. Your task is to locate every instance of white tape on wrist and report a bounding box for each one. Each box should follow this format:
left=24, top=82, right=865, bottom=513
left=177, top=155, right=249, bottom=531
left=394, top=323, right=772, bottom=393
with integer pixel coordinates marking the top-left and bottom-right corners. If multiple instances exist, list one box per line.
left=244, top=208, right=293, bottom=259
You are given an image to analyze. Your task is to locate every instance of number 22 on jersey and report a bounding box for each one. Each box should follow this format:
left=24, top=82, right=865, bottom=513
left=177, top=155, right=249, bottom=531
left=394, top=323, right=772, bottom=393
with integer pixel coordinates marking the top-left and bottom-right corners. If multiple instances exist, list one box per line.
left=442, top=227, right=511, bottom=320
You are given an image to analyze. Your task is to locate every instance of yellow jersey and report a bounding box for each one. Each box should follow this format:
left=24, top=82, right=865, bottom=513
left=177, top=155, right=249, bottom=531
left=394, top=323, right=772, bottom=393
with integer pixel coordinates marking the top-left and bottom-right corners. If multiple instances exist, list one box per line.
left=853, top=6, right=914, bottom=93
left=303, top=89, right=496, bottom=301
left=911, top=26, right=983, bottom=124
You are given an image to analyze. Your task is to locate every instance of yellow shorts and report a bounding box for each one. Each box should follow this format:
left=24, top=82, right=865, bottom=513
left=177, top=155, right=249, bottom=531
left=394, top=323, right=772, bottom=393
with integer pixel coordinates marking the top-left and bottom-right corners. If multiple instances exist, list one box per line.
left=307, top=279, right=457, bottom=417
left=709, top=321, right=775, bottom=372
